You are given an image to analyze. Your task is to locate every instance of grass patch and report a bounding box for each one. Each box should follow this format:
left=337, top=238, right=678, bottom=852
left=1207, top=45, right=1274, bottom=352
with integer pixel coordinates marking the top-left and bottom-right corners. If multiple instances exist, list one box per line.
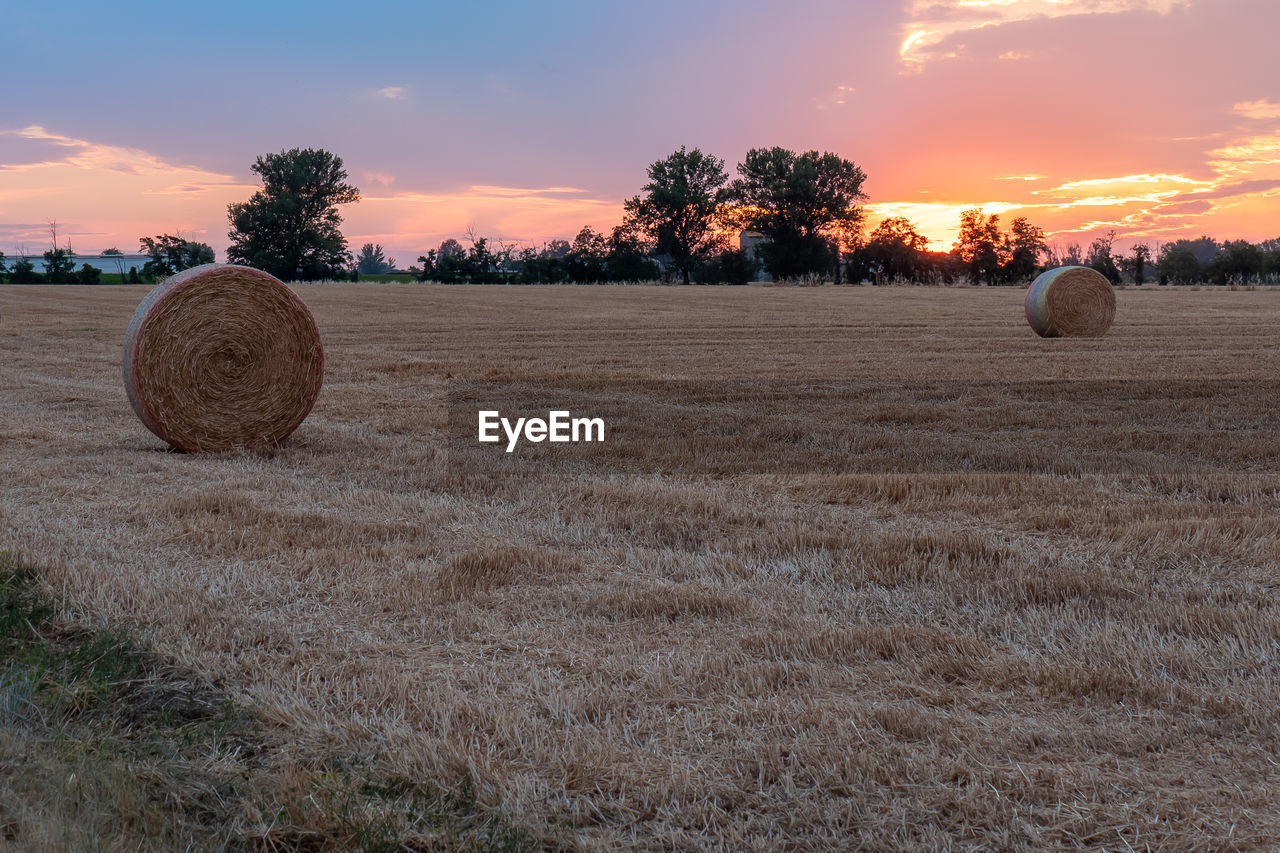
left=0, top=551, right=536, bottom=851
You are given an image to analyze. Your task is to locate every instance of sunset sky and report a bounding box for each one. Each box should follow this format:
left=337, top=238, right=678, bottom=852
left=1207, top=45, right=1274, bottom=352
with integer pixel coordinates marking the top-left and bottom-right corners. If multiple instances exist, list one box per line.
left=2, top=0, right=1276, bottom=263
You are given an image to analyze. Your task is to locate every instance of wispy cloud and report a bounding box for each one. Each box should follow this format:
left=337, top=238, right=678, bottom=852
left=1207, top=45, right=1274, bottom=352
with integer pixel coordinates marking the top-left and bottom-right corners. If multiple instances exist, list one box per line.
left=375, top=86, right=405, bottom=100
left=0, top=126, right=241, bottom=180
left=1233, top=100, right=1280, bottom=120
left=900, top=0, right=1191, bottom=66
left=362, top=171, right=396, bottom=187
left=0, top=126, right=252, bottom=254
left=815, top=85, right=857, bottom=111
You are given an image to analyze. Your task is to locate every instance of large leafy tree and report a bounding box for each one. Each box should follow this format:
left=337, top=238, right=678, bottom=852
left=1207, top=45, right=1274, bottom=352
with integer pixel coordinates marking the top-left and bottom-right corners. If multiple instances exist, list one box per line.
left=854, top=217, right=929, bottom=283
left=139, top=234, right=215, bottom=278
left=623, top=146, right=730, bottom=285
left=227, top=148, right=360, bottom=281
left=1207, top=239, right=1265, bottom=284
left=1156, top=244, right=1201, bottom=284
left=1004, top=217, right=1047, bottom=283
left=953, top=209, right=1004, bottom=284
left=728, top=147, right=867, bottom=280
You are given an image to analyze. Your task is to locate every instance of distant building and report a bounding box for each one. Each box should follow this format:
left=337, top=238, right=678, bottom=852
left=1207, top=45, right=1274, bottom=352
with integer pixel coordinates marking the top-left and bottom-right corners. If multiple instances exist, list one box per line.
left=6, top=252, right=151, bottom=274
left=738, top=230, right=772, bottom=282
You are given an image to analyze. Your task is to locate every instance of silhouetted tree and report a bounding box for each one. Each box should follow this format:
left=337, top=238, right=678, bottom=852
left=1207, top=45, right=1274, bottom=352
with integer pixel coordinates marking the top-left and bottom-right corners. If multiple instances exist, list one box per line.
left=355, top=243, right=397, bottom=274
left=227, top=148, right=360, bottom=281
left=43, top=247, right=77, bottom=283
left=1004, top=217, right=1047, bottom=283
left=1048, top=243, right=1084, bottom=267
left=1261, top=237, right=1280, bottom=275
left=1085, top=231, right=1121, bottom=284
left=954, top=209, right=1004, bottom=284
left=1118, top=244, right=1150, bottom=285
left=139, top=234, right=215, bottom=278
left=624, top=146, right=730, bottom=285
left=77, top=263, right=101, bottom=285
left=729, top=147, right=867, bottom=280
left=1157, top=242, right=1202, bottom=284
left=1207, top=240, right=1265, bottom=284
left=710, top=248, right=756, bottom=285
left=605, top=225, right=660, bottom=282
left=565, top=226, right=609, bottom=283
left=853, top=217, right=930, bottom=284
left=10, top=259, right=40, bottom=283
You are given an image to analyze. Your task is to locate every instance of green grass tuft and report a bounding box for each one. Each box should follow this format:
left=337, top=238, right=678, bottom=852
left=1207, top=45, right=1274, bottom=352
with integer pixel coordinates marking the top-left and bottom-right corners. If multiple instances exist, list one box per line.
left=0, top=551, right=539, bottom=851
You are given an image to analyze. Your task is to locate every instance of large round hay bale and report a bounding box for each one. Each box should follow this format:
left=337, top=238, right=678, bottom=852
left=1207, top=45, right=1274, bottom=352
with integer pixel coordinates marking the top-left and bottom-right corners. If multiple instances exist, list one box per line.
left=1025, top=266, right=1116, bottom=338
left=123, top=264, right=324, bottom=452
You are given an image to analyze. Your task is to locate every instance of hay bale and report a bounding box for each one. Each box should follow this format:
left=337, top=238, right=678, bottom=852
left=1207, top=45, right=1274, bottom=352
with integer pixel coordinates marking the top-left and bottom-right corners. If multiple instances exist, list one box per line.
left=123, top=264, right=323, bottom=452
left=1025, top=266, right=1116, bottom=338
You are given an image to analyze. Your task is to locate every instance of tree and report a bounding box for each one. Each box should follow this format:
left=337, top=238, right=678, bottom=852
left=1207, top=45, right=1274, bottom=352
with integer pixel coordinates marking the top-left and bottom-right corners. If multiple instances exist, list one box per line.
left=0, top=252, right=6, bottom=282
left=42, top=221, right=77, bottom=284
left=139, top=234, right=215, bottom=278
left=1004, top=217, right=1047, bottom=282
left=1085, top=231, right=1121, bottom=284
left=1156, top=242, right=1201, bottom=284
left=854, top=217, right=930, bottom=283
left=1207, top=239, right=1265, bottom=284
left=729, top=147, right=867, bottom=280
left=604, top=225, right=660, bottom=282
left=623, top=146, right=730, bottom=286
left=96, top=247, right=126, bottom=279
left=1262, top=237, right=1280, bottom=275
left=77, top=263, right=102, bottom=285
left=1118, top=244, right=1150, bottom=285
left=10, top=259, right=40, bottom=283
left=226, top=148, right=360, bottom=281
left=709, top=248, right=757, bottom=285
left=43, top=247, right=77, bottom=283
left=953, top=209, right=1004, bottom=284
left=565, top=226, right=608, bottom=283
left=1175, top=235, right=1221, bottom=267
left=438, top=238, right=464, bottom=260
left=1048, top=243, right=1084, bottom=267
left=355, top=243, right=397, bottom=274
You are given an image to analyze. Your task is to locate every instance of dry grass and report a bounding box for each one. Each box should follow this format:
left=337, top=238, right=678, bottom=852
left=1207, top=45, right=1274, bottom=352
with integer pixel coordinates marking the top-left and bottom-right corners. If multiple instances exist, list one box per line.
left=2, top=283, right=1279, bottom=849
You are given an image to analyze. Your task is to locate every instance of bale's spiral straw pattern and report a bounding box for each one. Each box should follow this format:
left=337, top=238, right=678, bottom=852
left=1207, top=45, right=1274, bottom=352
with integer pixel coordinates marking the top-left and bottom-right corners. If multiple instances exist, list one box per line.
left=1025, top=265, right=1116, bottom=338
left=123, top=264, right=324, bottom=452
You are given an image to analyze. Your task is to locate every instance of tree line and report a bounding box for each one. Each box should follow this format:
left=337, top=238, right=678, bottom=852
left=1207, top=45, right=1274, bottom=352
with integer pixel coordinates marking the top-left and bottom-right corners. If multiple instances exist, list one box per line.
left=3, top=145, right=1278, bottom=285
left=216, top=145, right=869, bottom=285
left=0, top=228, right=214, bottom=285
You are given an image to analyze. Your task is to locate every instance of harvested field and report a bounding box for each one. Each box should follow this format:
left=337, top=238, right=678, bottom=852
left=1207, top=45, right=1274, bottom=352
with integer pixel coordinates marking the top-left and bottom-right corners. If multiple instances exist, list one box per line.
left=2, top=283, right=1279, bottom=849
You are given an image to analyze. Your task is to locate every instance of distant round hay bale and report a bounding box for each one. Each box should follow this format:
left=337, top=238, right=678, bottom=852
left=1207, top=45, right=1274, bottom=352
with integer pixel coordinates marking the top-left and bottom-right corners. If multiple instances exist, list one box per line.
left=1024, top=266, right=1116, bottom=338
left=123, top=264, right=323, bottom=452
